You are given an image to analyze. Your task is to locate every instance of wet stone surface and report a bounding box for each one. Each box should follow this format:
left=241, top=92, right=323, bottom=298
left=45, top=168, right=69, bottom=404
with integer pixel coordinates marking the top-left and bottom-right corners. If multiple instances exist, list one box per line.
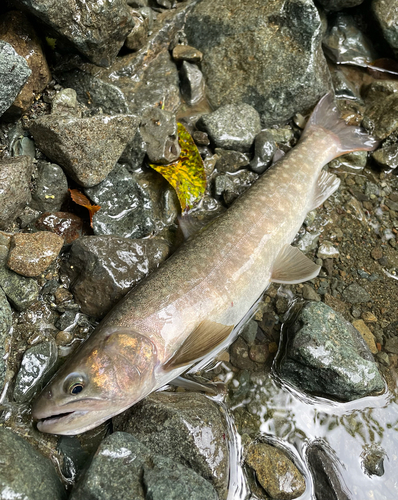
left=35, top=212, right=85, bottom=245
left=0, top=287, right=12, bottom=391
left=279, top=301, right=385, bottom=401
left=30, top=161, right=69, bottom=213
left=63, top=235, right=169, bottom=319
left=140, top=107, right=180, bottom=164
left=113, top=391, right=229, bottom=498
left=0, top=265, right=39, bottom=312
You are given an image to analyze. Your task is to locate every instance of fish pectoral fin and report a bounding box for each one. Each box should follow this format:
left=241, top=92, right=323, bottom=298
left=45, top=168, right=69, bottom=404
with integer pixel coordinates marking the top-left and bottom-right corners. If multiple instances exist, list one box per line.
left=169, top=376, right=224, bottom=395
left=164, top=320, right=233, bottom=371
left=271, top=244, right=321, bottom=284
left=309, top=170, right=340, bottom=211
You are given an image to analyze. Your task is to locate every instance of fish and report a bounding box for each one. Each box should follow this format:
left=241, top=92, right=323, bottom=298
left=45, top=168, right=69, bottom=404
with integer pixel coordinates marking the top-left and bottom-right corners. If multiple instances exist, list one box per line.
left=32, top=94, right=378, bottom=435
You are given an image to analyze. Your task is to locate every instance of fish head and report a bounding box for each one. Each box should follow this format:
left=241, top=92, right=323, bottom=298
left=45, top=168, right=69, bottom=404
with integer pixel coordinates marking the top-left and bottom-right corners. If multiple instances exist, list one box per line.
left=32, top=327, right=158, bottom=435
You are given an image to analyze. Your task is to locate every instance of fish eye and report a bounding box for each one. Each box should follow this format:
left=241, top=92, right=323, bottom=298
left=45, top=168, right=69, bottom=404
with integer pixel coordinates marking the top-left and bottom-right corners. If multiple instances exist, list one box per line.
left=64, top=374, right=86, bottom=395
left=70, top=383, right=84, bottom=395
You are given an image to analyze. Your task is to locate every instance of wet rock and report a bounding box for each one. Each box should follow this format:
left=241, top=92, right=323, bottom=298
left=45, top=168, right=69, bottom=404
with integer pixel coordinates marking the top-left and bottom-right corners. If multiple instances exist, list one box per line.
left=13, top=338, right=57, bottom=403
left=197, top=103, right=261, bottom=152
left=332, top=70, right=362, bottom=102
left=70, top=432, right=217, bottom=500
left=249, top=344, right=270, bottom=364
left=322, top=13, right=377, bottom=65
left=215, top=149, right=250, bottom=174
left=35, top=212, right=84, bottom=245
left=85, top=165, right=178, bottom=239
left=0, top=11, right=51, bottom=117
left=30, top=109, right=140, bottom=188
left=363, top=81, right=398, bottom=140
left=295, top=231, right=320, bottom=253
left=30, top=162, right=69, bottom=213
left=8, top=232, right=64, bottom=278
left=373, top=0, right=398, bottom=57
left=246, top=442, right=306, bottom=500
left=250, top=131, right=277, bottom=174
left=342, top=282, right=371, bottom=304
left=180, top=61, right=206, bottom=105
left=328, top=151, right=368, bottom=173
left=51, top=88, right=81, bottom=117
left=63, top=235, right=169, bottom=319
left=0, top=288, right=12, bottom=391
left=352, top=319, right=378, bottom=354
left=361, top=445, right=385, bottom=477
left=317, top=241, right=339, bottom=259
left=113, top=391, right=229, bottom=498
left=119, top=129, right=147, bottom=172
left=0, top=156, right=33, bottom=230
left=172, top=44, right=203, bottom=63
left=302, top=284, right=321, bottom=302
left=125, top=9, right=150, bottom=52
left=279, top=301, right=384, bottom=401
left=241, top=319, right=259, bottom=344
left=372, top=143, right=398, bottom=170
left=193, top=131, right=210, bottom=147
left=0, top=41, right=31, bottom=116
left=0, top=428, right=66, bottom=500
left=0, top=266, right=39, bottom=311
left=307, top=441, right=351, bottom=500
left=15, top=0, right=133, bottom=67
left=12, top=136, right=36, bottom=159
left=140, top=107, right=180, bottom=164
left=214, top=170, right=259, bottom=205
left=317, top=0, right=364, bottom=12
left=185, top=0, right=330, bottom=126
left=230, top=336, right=258, bottom=370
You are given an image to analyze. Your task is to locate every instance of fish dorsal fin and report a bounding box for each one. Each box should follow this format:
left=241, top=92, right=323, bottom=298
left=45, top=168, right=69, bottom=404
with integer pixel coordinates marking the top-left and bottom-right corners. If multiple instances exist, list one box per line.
left=164, top=320, right=233, bottom=370
left=271, top=244, right=321, bottom=284
left=309, top=170, right=340, bottom=211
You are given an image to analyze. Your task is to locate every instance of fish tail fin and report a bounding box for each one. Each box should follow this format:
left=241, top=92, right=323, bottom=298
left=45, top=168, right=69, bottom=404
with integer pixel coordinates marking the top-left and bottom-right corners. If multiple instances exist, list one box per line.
left=302, top=92, right=379, bottom=158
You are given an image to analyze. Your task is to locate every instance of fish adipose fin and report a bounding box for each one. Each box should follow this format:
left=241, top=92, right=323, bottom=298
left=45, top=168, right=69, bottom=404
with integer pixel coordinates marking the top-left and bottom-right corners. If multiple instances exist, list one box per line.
left=271, top=244, right=320, bottom=284
left=303, top=92, right=379, bottom=156
left=164, top=320, right=233, bottom=370
left=309, top=170, right=341, bottom=211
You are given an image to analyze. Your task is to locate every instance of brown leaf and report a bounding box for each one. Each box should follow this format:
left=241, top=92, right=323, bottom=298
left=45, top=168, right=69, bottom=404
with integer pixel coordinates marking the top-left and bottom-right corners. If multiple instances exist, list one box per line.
left=69, top=189, right=100, bottom=228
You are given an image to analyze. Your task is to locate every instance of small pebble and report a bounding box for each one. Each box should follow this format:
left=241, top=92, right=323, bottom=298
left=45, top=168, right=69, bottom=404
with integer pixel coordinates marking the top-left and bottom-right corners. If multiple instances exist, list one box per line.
left=352, top=320, right=378, bottom=354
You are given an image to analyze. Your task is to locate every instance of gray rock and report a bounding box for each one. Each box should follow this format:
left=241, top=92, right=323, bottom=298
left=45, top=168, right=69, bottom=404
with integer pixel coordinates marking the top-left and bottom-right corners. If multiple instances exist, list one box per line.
left=361, top=445, right=385, bottom=477
left=307, top=441, right=351, bottom=500
left=241, top=319, right=259, bottom=344
left=250, top=131, right=277, bottom=174
left=30, top=161, right=69, bottom=213
left=215, top=148, right=250, bottom=174
left=172, top=44, right=203, bottom=64
left=214, top=169, right=259, bottom=205
left=342, top=282, right=371, bottom=304
left=0, top=428, right=66, bottom=500
left=363, top=81, right=398, bottom=140
left=30, top=113, right=140, bottom=188
left=302, top=284, right=321, bottom=302
left=197, top=103, right=261, bottom=152
left=51, top=88, right=81, bottom=117
left=322, top=13, right=377, bottom=65
left=119, top=129, right=147, bottom=172
left=0, top=156, right=33, bottom=230
left=63, top=235, right=169, bottom=319
left=372, top=143, right=398, bottom=170
left=317, top=0, right=364, bottom=11
left=140, top=107, right=180, bottom=164
left=0, top=265, right=39, bottom=311
left=279, top=301, right=385, bottom=401
left=373, top=0, right=398, bottom=57
left=13, top=338, right=58, bottom=403
left=185, top=0, right=330, bottom=126
left=12, top=136, right=36, bottom=158
left=85, top=164, right=178, bottom=239
left=0, top=41, right=31, bottom=116
left=0, top=288, right=12, bottom=392
left=15, top=0, right=133, bottom=66
left=327, top=151, right=368, bottom=174
left=70, top=432, right=217, bottom=500
left=230, top=336, right=257, bottom=371
left=180, top=61, right=206, bottom=106
left=125, top=8, right=150, bottom=52
left=317, top=241, right=340, bottom=259
left=295, top=231, right=320, bottom=253
left=113, top=391, right=229, bottom=498
left=331, top=70, right=362, bottom=102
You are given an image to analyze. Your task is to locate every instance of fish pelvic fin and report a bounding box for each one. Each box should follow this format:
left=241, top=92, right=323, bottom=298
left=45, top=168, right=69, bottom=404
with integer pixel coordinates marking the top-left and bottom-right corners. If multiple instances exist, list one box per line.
left=271, top=244, right=321, bottom=284
left=302, top=92, right=379, bottom=157
left=164, top=320, right=233, bottom=370
left=309, top=170, right=341, bottom=211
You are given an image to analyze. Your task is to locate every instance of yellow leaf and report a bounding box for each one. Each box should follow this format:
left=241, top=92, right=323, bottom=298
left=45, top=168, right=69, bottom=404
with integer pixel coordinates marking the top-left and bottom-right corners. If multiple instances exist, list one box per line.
left=148, top=123, right=206, bottom=211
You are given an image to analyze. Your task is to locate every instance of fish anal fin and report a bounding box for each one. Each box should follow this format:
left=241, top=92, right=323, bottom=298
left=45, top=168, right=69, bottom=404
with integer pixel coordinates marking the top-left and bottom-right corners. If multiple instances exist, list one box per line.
left=164, top=320, right=233, bottom=370
left=309, top=170, right=340, bottom=211
left=271, top=244, right=321, bottom=284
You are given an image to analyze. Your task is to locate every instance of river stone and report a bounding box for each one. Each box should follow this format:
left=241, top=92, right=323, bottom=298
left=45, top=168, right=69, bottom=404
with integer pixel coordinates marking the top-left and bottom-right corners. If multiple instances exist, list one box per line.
left=140, top=107, right=180, bottom=164
left=0, top=288, right=12, bottom=392
left=125, top=8, right=150, bottom=52
left=30, top=162, right=69, bottom=213
left=363, top=81, right=398, bottom=140
left=245, top=442, right=306, bottom=500
left=317, top=0, right=364, bottom=10
left=70, top=432, right=217, bottom=500
left=185, top=0, right=330, bottom=126
left=180, top=61, right=206, bottom=106
left=373, top=0, right=398, bottom=57
left=372, top=143, right=398, bottom=170
left=327, top=151, right=368, bottom=173
left=215, top=149, right=250, bottom=174
left=30, top=113, right=140, bottom=187
left=0, top=41, right=31, bottom=116
left=250, top=131, right=277, bottom=174
left=14, top=0, right=133, bottom=67
left=8, top=232, right=64, bottom=278
left=113, top=391, right=229, bottom=498
left=307, top=441, right=351, bottom=500
left=342, top=282, right=371, bottom=304
left=317, top=241, right=340, bottom=259
left=197, top=103, right=261, bottom=152
left=0, top=265, right=39, bottom=311
left=278, top=301, right=384, bottom=401
left=214, top=170, right=259, bottom=205
left=13, top=338, right=58, bottom=403
left=0, top=156, right=33, bottom=229
left=0, top=11, right=51, bottom=117
left=63, top=235, right=169, bottom=319
left=172, top=44, right=203, bottom=63
left=85, top=164, right=178, bottom=239
left=35, top=212, right=84, bottom=245
left=0, top=428, right=66, bottom=500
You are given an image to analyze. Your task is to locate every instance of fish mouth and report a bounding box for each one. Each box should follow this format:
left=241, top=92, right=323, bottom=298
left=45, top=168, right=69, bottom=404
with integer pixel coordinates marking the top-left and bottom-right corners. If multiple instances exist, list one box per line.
left=35, top=410, right=88, bottom=433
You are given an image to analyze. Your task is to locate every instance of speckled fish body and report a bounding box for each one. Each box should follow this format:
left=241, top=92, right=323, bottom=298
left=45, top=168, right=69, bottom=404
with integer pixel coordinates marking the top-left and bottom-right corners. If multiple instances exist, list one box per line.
left=32, top=95, right=378, bottom=434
